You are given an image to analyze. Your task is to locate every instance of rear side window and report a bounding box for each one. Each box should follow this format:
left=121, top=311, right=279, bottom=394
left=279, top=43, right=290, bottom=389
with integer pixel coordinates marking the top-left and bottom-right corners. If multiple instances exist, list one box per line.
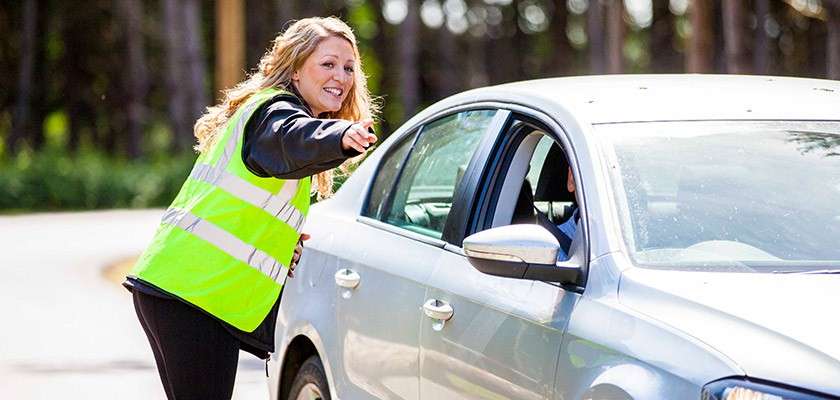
left=381, top=110, right=496, bottom=239
left=364, top=134, right=414, bottom=219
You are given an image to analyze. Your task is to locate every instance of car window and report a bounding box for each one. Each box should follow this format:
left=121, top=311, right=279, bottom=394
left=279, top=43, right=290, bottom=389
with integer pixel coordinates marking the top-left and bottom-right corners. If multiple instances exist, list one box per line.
left=364, top=134, right=414, bottom=220
left=597, top=120, right=840, bottom=271
left=381, top=110, right=496, bottom=239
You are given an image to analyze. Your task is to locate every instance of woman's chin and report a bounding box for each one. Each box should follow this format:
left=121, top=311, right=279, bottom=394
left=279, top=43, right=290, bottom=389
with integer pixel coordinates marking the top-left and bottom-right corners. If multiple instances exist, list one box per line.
left=316, top=98, right=341, bottom=113
left=323, top=103, right=342, bottom=113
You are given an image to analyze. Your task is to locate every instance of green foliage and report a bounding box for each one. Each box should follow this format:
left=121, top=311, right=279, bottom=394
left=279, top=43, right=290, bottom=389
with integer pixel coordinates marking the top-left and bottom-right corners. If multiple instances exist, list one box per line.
left=0, top=149, right=196, bottom=212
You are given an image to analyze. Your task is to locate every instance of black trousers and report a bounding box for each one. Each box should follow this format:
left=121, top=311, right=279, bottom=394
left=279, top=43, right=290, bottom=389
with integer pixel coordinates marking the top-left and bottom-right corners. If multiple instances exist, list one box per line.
left=132, top=290, right=240, bottom=400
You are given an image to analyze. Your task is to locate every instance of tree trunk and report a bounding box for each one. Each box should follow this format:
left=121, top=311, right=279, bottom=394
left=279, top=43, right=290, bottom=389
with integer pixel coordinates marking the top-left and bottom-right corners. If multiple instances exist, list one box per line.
left=807, top=9, right=827, bottom=78
left=162, top=0, right=189, bottom=151
left=722, top=0, right=749, bottom=74
left=276, top=0, right=296, bottom=25
left=183, top=0, right=209, bottom=127
left=32, top=5, right=46, bottom=151
left=328, top=0, right=349, bottom=18
left=687, top=0, right=714, bottom=72
left=754, top=0, right=771, bottom=74
left=512, top=0, right=528, bottom=79
left=370, top=0, right=393, bottom=136
left=827, top=0, right=840, bottom=80
left=548, top=0, right=573, bottom=76
left=436, top=24, right=460, bottom=99
left=62, top=1, right=95, bottom=152
left=246, top=0, right=273, bottom=68
left=605, top=0, right=624, bottom=74
left=587, top=0, right=606, bottom=74
left=298, top=0, right=325, bottom=18
left=216, top=0, right=245, bottom=96
left=164, top=0, right=208, bottom=150
left=398, top=0, right=420, bottom=122
left=117, top=0, right=148, bottom=159
left=651, top=0, right=680, bottom=72
left=484, top=7, right=513, bottom=84
left=10, top=0, right=38, bottom=153
left=467, top=33, right=489, bottom=88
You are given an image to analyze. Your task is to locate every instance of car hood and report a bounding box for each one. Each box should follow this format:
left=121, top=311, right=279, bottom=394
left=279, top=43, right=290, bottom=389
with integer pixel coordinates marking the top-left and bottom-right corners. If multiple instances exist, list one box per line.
left=618, top=267, right=840, bottom=396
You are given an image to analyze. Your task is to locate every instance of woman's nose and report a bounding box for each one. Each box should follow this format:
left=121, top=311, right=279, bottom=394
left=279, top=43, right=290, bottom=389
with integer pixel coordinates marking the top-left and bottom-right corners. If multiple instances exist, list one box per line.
left=333, top=70, right=350, bottom=84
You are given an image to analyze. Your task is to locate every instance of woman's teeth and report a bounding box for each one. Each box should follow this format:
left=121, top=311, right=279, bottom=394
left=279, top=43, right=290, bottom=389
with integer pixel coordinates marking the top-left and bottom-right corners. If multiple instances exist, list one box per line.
left=324, top=88, right=342, bottom=97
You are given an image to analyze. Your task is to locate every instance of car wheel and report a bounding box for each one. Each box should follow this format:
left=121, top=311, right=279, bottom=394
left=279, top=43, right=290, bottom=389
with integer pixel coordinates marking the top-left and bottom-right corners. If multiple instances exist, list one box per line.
left=287, top=355, right=330, bottom=400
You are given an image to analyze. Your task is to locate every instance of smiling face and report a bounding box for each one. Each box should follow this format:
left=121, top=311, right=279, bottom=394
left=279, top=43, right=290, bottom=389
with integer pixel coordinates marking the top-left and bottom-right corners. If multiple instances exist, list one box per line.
left=292, top=36, right=356, bottom=117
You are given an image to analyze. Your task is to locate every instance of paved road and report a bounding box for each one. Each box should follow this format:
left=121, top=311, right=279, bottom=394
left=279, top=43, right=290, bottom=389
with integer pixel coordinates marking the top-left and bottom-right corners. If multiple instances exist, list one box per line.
left=0, top=210, right=268, bottom=399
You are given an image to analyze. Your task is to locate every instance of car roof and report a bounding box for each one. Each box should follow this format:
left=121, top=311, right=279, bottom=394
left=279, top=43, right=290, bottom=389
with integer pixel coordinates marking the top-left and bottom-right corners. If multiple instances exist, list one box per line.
left=428, top=74, right=840, bottom=125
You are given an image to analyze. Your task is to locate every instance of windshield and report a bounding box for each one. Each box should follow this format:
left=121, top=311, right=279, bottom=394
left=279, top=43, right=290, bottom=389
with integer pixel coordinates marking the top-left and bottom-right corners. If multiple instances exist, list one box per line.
left=596, top=121, right=840, bottom=272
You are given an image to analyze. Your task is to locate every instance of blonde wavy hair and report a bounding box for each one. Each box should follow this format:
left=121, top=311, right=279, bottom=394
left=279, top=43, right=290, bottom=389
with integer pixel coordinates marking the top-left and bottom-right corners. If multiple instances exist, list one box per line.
left=193, top=16, right=378, bottom=198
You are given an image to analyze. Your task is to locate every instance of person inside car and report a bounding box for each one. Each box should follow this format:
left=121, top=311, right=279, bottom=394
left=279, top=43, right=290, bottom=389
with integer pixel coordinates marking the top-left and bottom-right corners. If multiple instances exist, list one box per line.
left=552, top=166, right=579, bottom=261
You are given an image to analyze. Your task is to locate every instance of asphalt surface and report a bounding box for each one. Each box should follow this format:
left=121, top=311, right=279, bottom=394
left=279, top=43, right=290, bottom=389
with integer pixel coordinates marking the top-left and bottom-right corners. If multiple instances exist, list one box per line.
left=0, top=210, right=268, bottom=399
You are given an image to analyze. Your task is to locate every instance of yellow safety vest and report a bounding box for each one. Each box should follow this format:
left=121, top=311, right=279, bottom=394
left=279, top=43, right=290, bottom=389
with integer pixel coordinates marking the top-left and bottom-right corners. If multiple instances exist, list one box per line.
left=130, top=88, right=310, bottom=332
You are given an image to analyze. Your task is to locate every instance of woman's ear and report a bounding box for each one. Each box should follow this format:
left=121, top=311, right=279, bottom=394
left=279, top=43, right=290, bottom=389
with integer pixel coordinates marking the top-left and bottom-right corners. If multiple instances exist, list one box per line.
left=291, top=70, right=299, bottom=82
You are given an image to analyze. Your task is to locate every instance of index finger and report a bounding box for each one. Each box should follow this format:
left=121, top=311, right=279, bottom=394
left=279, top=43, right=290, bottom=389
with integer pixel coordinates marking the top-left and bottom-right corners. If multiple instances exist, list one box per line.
left=359, top=118, right=374, bottom=130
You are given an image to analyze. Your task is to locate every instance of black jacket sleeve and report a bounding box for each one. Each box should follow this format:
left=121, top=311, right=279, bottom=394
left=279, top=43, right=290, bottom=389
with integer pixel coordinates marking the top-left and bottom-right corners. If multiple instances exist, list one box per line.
left=242, top=94, right=363, bottom=179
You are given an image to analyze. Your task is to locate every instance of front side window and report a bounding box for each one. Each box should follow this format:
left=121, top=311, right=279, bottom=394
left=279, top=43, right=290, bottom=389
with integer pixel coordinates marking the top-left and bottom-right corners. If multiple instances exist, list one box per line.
left=381, top=110, right=496, bottom=239
left=364, top=134, right=414, bottom=220
left=597, top=120, right=840, bottom=272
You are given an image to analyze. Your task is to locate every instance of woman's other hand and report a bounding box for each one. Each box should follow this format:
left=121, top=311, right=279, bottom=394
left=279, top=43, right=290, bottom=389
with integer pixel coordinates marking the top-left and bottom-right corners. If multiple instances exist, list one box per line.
left=341, top=118, right=377, bottom=153
left=288, top=233, right=311, bottom=278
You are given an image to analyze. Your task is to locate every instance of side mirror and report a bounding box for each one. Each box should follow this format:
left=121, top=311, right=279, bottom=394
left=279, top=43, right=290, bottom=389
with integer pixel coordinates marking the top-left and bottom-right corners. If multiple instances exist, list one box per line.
left=463, top=224, right=581, bottom=284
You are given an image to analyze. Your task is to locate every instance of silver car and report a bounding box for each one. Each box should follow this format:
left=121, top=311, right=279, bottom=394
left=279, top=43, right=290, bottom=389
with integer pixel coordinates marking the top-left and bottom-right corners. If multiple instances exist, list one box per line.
left=267, top=75, right=840, bottom=400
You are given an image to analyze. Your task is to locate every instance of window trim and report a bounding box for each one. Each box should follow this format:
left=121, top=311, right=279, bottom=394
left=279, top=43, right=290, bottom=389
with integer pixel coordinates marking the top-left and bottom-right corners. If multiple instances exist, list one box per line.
left=356, top=215, right=448, bottom=249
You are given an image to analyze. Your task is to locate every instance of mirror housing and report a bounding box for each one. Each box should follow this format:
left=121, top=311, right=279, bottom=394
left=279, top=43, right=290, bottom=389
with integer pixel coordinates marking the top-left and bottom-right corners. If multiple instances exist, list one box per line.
left=463, top=224, right=581, bottom=284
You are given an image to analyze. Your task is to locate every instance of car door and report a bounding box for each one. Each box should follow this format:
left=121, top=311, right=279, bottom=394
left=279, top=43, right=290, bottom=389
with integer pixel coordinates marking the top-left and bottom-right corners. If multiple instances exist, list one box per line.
left=332, top=109, right=504, bottom=399
left=418, top=120, right=585, bottom=399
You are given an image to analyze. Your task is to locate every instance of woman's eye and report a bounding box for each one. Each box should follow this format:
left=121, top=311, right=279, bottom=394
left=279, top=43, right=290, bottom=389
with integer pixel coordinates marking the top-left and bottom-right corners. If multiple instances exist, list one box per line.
left=322, top=62, right=334, bottom=68
left=344, top=66, right=354, bottom=73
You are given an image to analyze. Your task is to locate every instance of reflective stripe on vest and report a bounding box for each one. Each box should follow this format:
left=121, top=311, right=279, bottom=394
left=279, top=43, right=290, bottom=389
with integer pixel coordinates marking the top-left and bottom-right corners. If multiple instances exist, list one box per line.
left=160, top=208, right=290, bottom=283
left=188, top=164, right=304, bottom=231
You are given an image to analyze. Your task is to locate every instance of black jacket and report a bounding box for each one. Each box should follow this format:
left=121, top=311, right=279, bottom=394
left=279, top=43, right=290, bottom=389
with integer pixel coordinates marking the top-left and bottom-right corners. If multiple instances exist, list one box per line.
left=127, top=90, right=364, bottom=359
left=243, top=90, right=362, bottom=178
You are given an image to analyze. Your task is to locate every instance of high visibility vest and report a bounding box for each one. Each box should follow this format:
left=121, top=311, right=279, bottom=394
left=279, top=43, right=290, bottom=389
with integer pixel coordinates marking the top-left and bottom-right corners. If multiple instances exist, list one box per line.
left=130, top=88, right=310, bottom=332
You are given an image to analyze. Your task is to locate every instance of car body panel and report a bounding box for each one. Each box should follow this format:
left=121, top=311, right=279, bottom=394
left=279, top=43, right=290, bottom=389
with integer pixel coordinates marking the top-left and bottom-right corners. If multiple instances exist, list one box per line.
left=619, top=266, right=840, bottom=396
left=332, top=217, right=438, bottom=399
left=269, top=203, right=345, bottom=400
left=554, top=253, right=742, bottom=400
left=418, top=249, right=577, bottom=399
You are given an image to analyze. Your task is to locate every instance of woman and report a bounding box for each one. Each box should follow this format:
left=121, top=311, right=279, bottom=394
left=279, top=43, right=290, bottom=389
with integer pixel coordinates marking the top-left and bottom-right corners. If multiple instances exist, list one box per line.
left=124, top=17, right=378, bottom=399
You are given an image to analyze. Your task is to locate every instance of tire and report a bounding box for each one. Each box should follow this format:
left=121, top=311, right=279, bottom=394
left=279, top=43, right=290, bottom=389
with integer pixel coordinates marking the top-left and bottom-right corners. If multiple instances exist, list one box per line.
left=287, top=355, right=331, bottom=400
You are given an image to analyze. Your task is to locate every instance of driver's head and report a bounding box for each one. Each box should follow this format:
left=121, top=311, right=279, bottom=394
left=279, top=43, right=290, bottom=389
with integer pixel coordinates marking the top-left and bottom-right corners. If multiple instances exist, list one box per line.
left=566, top=166, right=575, bottom=194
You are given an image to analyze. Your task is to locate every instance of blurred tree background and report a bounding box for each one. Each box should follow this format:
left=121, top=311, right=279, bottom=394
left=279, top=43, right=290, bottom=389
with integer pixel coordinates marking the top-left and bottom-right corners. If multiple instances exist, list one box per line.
left=1, top=0, right=839, bottom=211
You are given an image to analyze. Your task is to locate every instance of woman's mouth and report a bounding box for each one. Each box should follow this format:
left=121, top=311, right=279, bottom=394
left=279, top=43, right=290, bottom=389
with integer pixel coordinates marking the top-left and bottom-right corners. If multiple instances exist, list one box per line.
left=323, top=87, right=343, bottom=99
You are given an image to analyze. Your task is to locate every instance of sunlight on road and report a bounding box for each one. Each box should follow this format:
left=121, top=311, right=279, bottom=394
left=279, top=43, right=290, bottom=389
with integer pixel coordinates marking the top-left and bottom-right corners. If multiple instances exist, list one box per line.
left=0, top=210, right=269, bottom=399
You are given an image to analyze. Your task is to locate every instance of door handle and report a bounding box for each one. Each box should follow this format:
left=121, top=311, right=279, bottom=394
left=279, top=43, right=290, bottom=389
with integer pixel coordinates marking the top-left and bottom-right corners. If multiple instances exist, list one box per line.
left=423, top=299, right=454, bottom=321
left=334, top=268, right=360, bottom=289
